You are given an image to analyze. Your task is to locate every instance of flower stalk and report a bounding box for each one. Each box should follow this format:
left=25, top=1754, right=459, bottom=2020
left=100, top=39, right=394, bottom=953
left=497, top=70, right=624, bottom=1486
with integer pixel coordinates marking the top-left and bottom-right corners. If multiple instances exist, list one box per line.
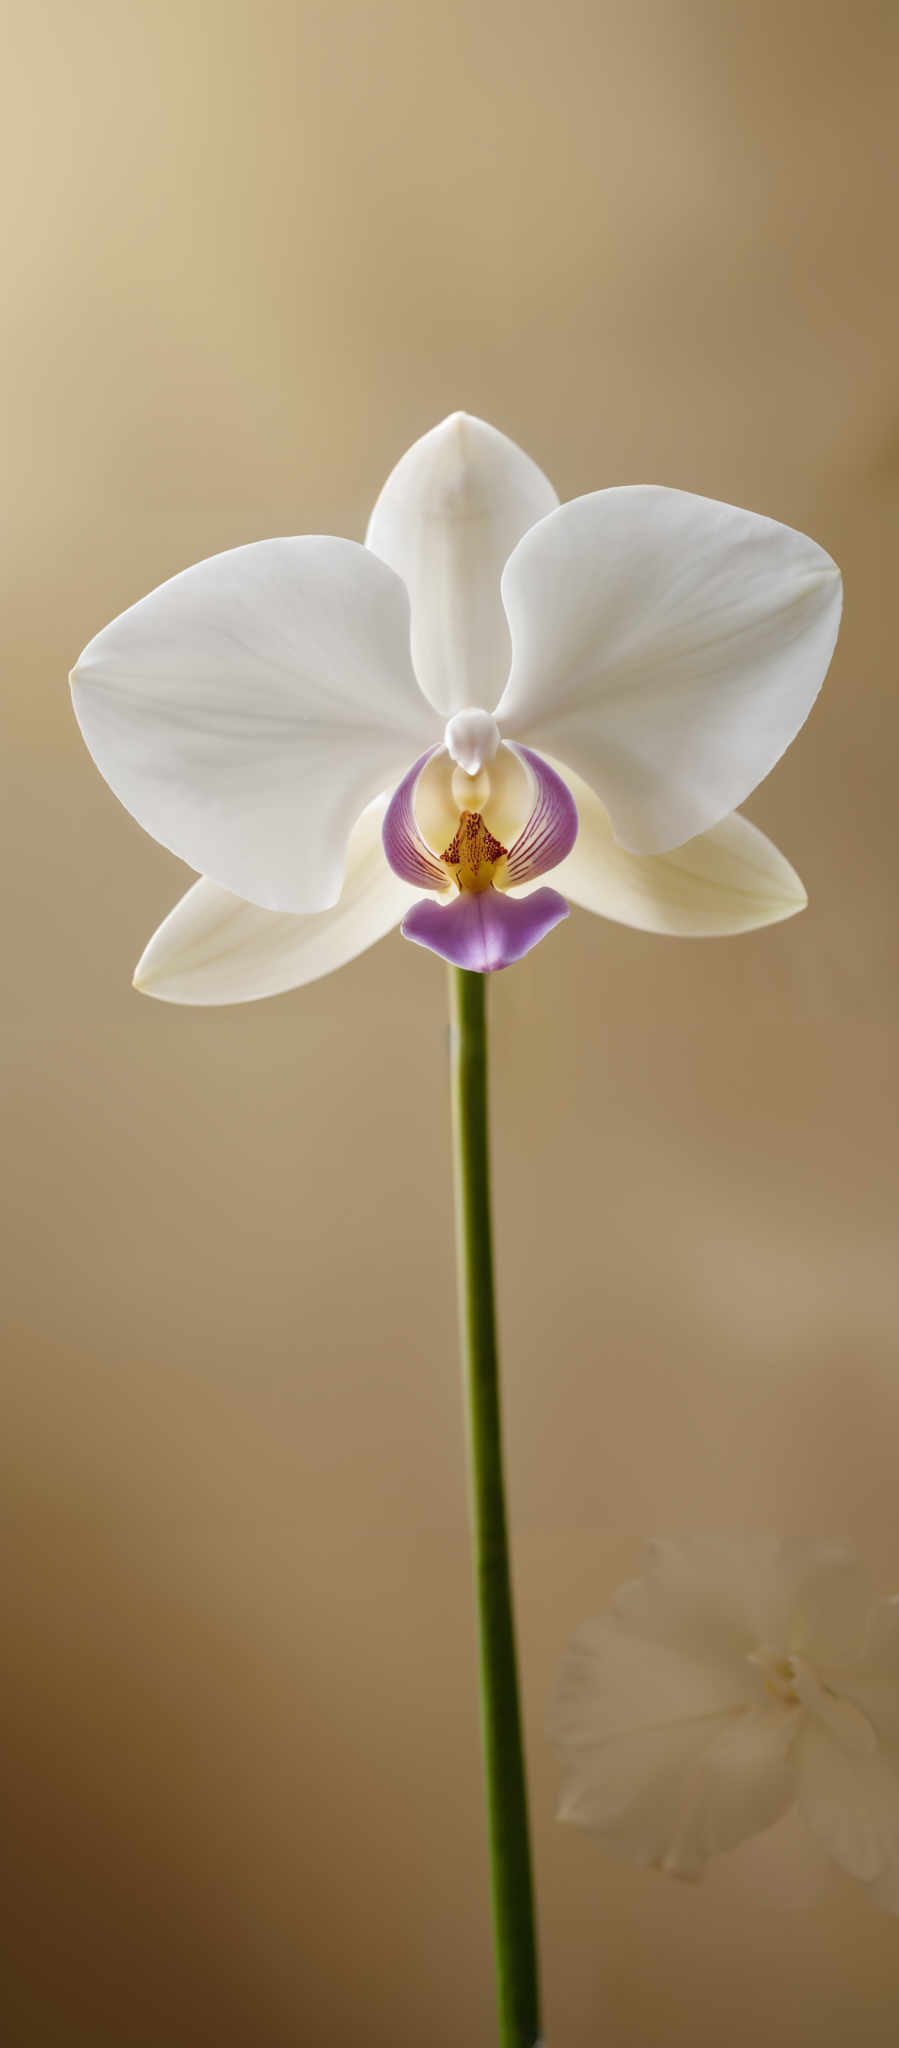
left=449, top=966, right=540, bottom=2048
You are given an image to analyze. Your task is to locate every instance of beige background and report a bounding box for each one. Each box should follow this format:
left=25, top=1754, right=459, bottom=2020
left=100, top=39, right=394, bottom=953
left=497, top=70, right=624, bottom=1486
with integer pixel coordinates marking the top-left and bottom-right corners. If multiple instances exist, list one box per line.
left=2, top=1, right=898, bottom=2041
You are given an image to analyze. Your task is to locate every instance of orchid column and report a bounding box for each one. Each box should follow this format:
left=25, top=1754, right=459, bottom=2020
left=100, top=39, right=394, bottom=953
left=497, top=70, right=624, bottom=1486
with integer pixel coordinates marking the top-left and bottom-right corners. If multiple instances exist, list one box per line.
left=70, top=412, right=842, bottom=2047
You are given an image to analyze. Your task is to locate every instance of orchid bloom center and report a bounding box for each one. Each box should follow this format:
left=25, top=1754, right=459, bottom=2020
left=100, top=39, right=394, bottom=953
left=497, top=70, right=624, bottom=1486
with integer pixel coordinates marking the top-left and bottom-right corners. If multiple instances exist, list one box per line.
left=437, top=720, right=511, bottom=894
left=382, top=733, right=578, bottom=970
left=443, top=707, right=502, bottom=777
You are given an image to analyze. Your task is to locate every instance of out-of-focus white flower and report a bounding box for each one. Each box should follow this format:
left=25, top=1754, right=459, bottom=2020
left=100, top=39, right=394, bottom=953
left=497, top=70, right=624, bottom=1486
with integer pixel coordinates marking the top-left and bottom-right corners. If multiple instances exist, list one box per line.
left=69, top=413, right=841, bottom=998
left=550, top=1539, right=899, bottom=1911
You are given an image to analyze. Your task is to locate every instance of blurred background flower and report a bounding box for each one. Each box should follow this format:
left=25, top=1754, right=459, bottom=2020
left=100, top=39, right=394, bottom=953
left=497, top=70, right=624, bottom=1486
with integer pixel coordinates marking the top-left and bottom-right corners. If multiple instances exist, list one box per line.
left=551, top=1538, right=899, bottom=1908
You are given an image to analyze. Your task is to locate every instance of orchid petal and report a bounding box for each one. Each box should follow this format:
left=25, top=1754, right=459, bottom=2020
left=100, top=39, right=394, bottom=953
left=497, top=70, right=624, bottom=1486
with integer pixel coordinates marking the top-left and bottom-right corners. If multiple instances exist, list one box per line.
left=381, top=748, right=451, bottom=891
left=71, top=538, right=439, bottom=913
left=133, top=796, right=419, bottom=1005
left=401, top=886, right=568, bottom=972
left=539, top=756, right=807, bottom=934
left=498, top=486, right=841, bottom=853
left=365, top=412, right=558, bottom=718
left=793, top=1722, right=899, bottom=1909
left=503, top=746, right=579, bottom=887
left=551, top=1620, right=798, bottom=1876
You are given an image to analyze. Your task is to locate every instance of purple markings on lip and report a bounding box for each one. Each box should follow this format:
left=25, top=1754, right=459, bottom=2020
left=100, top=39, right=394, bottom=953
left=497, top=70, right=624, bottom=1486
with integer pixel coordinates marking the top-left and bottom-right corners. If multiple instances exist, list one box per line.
left=504, top=745, right=578, bottom=886
left=381, top=747, right=448, bottom=891
left=402, top=886, right=569, bottom=973
left=385, top=739, right=578, bottom=970
left=383, top=742, right=578, bottom=894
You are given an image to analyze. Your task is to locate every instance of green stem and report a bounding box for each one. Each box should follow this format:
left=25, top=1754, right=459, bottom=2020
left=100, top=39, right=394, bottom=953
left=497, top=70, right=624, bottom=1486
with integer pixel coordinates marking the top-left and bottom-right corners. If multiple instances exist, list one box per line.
left=448, top=966, right=540, bottom=2048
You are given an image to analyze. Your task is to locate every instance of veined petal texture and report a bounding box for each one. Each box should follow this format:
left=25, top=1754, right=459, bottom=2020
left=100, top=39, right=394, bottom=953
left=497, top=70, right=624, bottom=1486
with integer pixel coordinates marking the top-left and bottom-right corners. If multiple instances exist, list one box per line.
left=133, top=796, right=419, bottom=1004
left=498, top=486, right=841, bottom=853
left=503, top=745, right=579, bottom=886
left=366, top=412, right=558, bottom=719
left=381, top=747, right=451, bottom=891
left=71, top=537, right=439, bottom=913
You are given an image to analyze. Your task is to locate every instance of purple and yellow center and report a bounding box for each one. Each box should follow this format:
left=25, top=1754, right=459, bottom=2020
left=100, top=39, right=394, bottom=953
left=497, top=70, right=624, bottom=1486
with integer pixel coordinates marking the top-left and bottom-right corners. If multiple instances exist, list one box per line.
left=441, top=810, right=509, bottom=895
left=382, top=717, right=580, bottom=973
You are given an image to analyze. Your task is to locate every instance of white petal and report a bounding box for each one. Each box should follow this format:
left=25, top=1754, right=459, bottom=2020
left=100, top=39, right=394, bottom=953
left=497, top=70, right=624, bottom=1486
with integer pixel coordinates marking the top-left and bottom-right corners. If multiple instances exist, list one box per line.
left=551, top=1617, right=753, bottom=1747
left=365, top=412, right=558, bottom=719
left=551, top=1622, right=797, bottom=1877
left=610, top=1538, right=786, bottom=1678
left=793, top=1722, right=899, bottom=1909
left=662, top=1707, right=799, bottom=1874
left=542, top=755, right=807, bottom=935
left=71, top=538, right=438, bottom=913
left=133, top=795, right=420, bottom=1004
left=498, top=486, right=841, bottom=853
left=789, top=1662, right=877, bottom=1757
left=836, top=1599, right=899, bottom=1749
left=616, top=1540, right=874, bottom=1681
left=781, top=1547, right=876, bottom=1666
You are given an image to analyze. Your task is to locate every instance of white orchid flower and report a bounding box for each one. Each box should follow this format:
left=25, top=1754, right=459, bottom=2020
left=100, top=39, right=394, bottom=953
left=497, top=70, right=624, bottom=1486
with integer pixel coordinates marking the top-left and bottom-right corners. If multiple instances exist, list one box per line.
left=551, top=1538, right=899, bottom=1910
left=70, top=414, right=841, bottom=1001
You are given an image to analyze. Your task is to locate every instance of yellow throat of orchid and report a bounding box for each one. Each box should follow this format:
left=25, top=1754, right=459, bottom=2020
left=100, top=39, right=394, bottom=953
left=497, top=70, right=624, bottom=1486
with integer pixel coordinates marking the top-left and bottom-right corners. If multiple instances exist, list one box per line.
left=440, top=766, right=508, bottom=893
left=441, top=811, right=509, bottom=894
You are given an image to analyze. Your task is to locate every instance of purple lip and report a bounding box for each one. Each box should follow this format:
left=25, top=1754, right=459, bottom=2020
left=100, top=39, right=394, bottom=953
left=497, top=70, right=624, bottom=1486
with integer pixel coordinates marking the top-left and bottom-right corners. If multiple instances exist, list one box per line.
left=383, top=741, right=578, bottom=971
left=401, top=886, right=570, bottom=972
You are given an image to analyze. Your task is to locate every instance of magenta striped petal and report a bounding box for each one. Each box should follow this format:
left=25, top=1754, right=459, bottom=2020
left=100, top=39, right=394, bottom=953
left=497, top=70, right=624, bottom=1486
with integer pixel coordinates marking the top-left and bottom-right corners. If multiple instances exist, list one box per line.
left=402, top=886, right=569, bottom=972
left=503, top=745, right=579, bottom=886
left=381, top=747, right=449, bottom=891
